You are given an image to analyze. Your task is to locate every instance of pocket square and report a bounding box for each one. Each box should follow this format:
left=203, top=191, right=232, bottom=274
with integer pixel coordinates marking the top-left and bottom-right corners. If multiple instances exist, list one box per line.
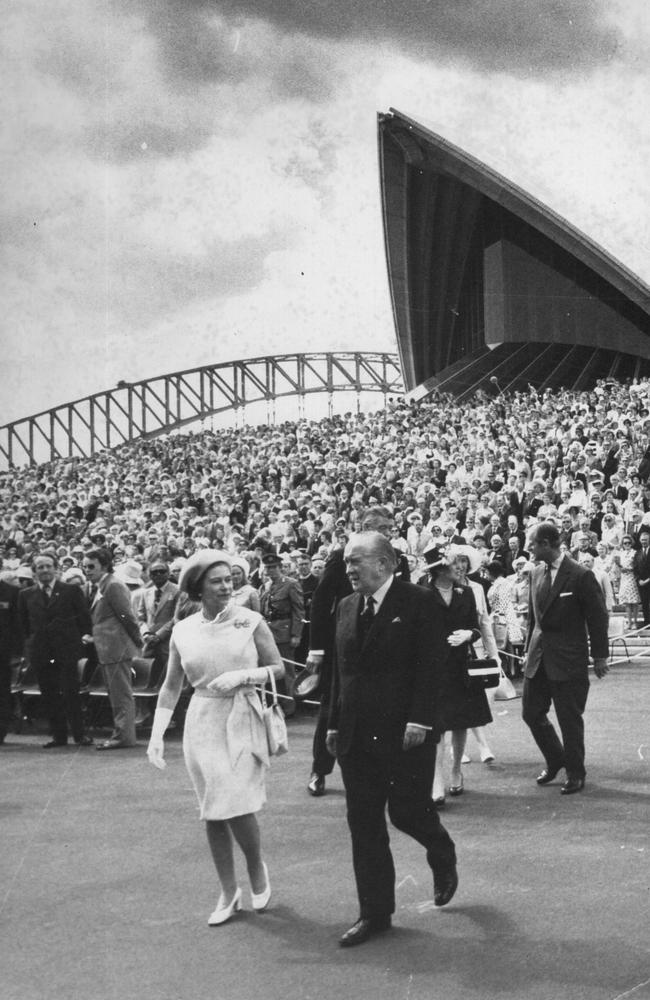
left=559, top=592, right=573, bottom=597
left=391, top=616, right=402, bottom=623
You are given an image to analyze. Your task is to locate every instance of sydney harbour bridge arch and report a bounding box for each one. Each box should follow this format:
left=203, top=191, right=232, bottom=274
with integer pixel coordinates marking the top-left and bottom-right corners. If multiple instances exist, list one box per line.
left=0, top=352, right=403, bottom=469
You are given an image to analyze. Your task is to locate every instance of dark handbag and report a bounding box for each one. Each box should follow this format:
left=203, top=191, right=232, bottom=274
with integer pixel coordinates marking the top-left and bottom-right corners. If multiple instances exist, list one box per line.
left=466, top=650, right=501, bottom=689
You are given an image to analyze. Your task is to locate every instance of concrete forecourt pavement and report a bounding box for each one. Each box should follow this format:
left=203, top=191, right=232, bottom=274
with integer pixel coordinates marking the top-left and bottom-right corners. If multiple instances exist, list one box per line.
left=2, top=660, right=649, bottom=1000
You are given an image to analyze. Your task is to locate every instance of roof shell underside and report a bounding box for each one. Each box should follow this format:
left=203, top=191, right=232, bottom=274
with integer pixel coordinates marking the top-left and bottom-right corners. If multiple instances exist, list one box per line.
left=379, top=110, right=650, bottom=396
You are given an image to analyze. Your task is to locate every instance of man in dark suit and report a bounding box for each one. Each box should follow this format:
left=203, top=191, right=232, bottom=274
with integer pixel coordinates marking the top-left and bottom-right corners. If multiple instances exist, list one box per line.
left=0, top=571, right=22, bottom=744
left=507, top=477, right=529, bottom=523
left=326, top=532, right=457, bottom=947
left=523, top=523, right=609, bottom=795
left=305, top=505, right=410, bottom=797
left=632, top=528, right=650, bottom=625
left=17, top=553, right=93, bottom=747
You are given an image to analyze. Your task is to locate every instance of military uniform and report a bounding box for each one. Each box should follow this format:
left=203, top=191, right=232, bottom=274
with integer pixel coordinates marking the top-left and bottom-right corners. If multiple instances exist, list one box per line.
left=259, top=566, right=304, bottom=712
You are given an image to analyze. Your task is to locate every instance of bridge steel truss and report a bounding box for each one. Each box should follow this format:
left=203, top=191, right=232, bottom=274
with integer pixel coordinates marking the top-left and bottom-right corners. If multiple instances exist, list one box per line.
left=0, top=352, right=403, bottom=469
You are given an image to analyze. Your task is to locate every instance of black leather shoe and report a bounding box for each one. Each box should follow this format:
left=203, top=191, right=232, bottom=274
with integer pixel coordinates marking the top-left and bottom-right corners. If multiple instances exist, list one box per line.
left=561, top=777, right=585, bottom=795
left=433, top=866, right=459, bottom=907
left=536, top=765, right=564, bottom=785
left=42, top=740, right=67, bottom=748
left=308, top=773, right=326, bottom=797
left=96, top=739, right=129, bottom=751
left=339, top=916, right=391, bottom=947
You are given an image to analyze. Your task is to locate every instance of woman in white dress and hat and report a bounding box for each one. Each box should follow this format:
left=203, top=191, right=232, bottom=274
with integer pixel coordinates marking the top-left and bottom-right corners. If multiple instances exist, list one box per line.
left=147, top=550, right=284, bottom=926
left=230, top=555, right=261, bottom=612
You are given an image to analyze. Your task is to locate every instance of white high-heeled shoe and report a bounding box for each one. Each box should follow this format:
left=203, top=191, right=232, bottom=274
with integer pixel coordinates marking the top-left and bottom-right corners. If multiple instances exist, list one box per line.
left=251, top=863, right=271, bottom=911
left=208, top=887, right=242, bottom=926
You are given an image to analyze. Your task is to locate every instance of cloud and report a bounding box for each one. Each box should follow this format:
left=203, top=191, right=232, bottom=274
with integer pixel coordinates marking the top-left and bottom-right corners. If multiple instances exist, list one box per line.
left=157, top=0, right=622, bottom=77
left=1, top=0, right=648, bottom=428
left=126, top=0, right=337, bottom=105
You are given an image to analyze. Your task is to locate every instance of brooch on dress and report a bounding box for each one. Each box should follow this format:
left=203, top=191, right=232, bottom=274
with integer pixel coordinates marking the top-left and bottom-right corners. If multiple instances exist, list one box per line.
left=233, top=618, right=251, bottom=629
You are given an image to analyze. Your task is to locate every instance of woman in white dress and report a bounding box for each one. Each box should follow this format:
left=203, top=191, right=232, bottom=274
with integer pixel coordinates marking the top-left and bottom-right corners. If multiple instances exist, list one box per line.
left=230, top=555, right=261, bottom=612
left=147, top=550, right=284, bottom=926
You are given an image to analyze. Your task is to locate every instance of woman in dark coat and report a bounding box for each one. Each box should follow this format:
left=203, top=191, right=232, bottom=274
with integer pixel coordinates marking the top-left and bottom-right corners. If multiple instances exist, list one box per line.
left=424, top=546, right=492, bottom=805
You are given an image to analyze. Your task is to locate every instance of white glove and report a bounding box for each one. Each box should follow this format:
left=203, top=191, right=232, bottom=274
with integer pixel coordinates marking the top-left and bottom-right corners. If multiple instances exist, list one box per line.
left=447, top=629, right=473, bottom=647
left=207, top=667, right=270, bottom=693
left=146, top=707, right=173, bottom=770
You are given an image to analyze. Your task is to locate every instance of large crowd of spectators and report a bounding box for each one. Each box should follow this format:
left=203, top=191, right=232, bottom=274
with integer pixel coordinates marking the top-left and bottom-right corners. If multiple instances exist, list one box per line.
left=3, top=376, right=650, bottom=663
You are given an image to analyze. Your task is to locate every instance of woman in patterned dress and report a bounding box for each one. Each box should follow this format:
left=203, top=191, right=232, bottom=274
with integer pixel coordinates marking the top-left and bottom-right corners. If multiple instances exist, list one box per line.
left=614, top=535, right=641, bottom=627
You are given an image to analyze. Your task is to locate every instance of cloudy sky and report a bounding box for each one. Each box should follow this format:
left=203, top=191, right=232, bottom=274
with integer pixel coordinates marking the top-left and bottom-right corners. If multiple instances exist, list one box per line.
left=2, top=0, right=649, bottom=423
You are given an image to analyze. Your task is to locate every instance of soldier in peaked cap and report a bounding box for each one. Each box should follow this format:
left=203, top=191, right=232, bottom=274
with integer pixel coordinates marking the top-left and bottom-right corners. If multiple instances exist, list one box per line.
left=259, top=553, right=304, bottom=716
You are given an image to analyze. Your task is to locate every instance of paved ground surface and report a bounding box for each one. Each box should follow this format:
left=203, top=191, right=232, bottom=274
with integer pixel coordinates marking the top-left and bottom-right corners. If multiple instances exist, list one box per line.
left=2, top=661, right=649, bottom=1000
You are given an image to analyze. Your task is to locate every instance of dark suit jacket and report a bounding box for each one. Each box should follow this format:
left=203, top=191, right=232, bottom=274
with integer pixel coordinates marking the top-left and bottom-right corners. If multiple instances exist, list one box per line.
left=507, top=491, right=527, bottom=522
left=525, top=555, right=608, bottom=682
left=18, top=581, right=91, bottom=667
left=329, top=579, right=447, bottom=757
left=632, top=546, right=650, bottom=585
left=309, top=549, right=352, bottom=659
left=0, top=581, right=21, bottom=662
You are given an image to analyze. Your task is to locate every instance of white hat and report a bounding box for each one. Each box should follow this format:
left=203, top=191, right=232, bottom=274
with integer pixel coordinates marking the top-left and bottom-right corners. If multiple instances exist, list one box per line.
left=230, top=556, right=250, bottom=579
left=62, top=567, right=86, bottom=585
left=114, top=560, right=145, bottom=587
left=447, top=544, right=483, bottom=574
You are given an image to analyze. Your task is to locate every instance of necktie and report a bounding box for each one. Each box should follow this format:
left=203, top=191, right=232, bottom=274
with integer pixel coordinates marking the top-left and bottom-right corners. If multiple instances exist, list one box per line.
left=359, top=595, right=376, bottom=641
left=43, top=585, right=51, bottom=602
left=154, top=588, right=163, bottom=608
left=537, top=563, right=552, bottom=610
left=89, top=584, right=98, bottom=606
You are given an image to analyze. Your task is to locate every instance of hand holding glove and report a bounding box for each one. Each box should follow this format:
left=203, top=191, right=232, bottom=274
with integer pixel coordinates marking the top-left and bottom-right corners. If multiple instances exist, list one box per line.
left=207, top=667, right=271, bottom=693
left=447, top=629, right=473, bottom=647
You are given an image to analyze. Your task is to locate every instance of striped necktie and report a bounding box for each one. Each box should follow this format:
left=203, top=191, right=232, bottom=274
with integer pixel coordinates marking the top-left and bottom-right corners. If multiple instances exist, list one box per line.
left=359, top=595, right=376, bottom=640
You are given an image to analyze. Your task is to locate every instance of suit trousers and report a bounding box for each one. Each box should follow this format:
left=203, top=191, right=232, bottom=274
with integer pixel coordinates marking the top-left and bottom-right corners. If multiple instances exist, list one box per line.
left=101, top=659, right=136, bottom=745
left=0, top=653, right=12, bottom=741
left=522, top=662, right=590, bottom=779
left=638, top=582, right=650, bottom=625
left=339, top=739, right=456, bottom=919
left=311, top=658, right=336, bottom=777
left=36, top=655, right=85, bottom=744
left=311, top=694, right=336, bottom=777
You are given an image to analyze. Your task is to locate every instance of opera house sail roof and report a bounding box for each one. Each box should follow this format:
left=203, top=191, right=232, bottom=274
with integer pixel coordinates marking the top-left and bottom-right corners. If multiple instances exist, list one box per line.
left=378, top=109, right=650, bottom=399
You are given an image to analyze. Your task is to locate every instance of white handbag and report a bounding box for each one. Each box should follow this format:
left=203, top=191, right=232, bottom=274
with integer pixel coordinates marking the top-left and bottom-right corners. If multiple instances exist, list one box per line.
left=261, top=667, right=289, bottom=757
